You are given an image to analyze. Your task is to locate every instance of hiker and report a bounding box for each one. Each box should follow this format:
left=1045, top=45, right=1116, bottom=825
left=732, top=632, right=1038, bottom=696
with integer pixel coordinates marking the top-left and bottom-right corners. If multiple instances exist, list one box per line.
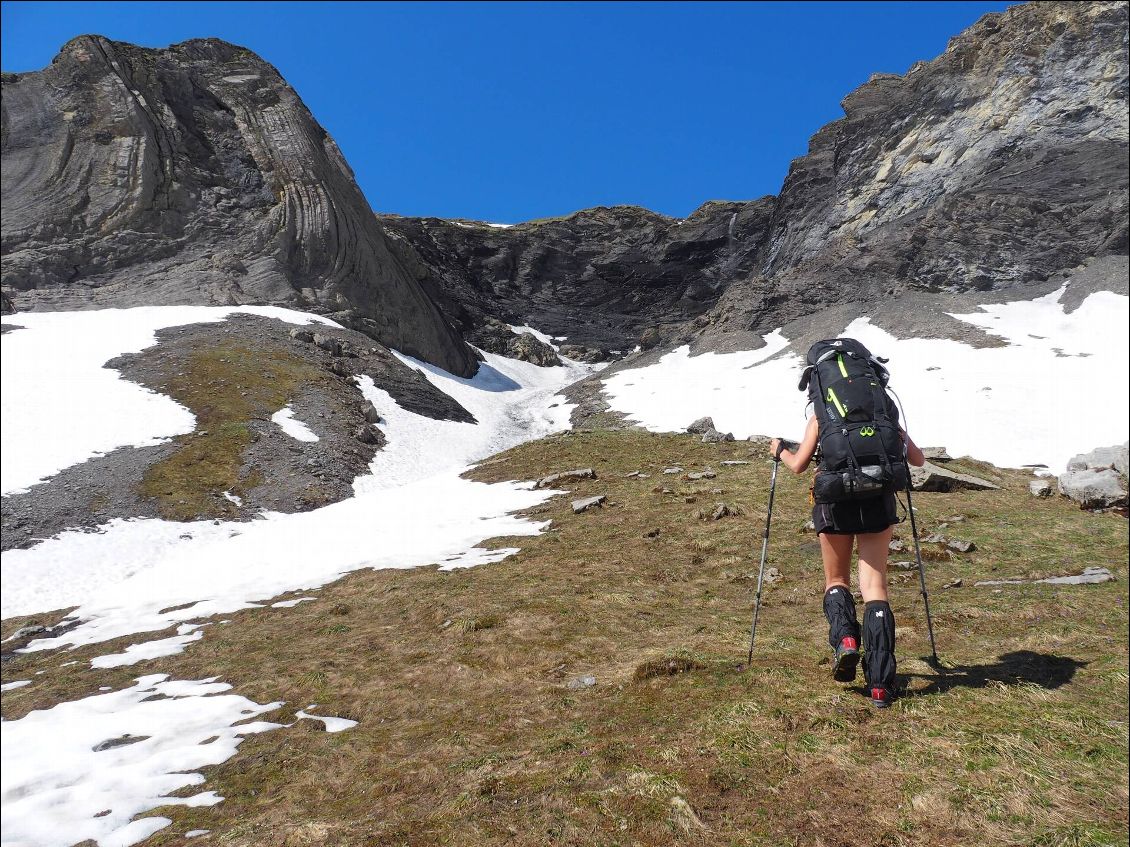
left=769, top=338, right=925, bottom=708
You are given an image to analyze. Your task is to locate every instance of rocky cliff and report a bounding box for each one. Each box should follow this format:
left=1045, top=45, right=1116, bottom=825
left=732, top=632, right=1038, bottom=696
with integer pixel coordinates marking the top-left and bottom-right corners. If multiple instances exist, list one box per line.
left=1, top=36, right=478, bottom=375
left=383, top=1, right=1127, bottom=353
left=380, top=198, right=773, bottom=354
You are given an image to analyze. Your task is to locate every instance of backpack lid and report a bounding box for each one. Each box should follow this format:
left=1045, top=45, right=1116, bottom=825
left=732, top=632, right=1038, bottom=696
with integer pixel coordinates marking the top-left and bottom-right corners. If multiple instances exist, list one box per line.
left=797, top=337, right=890, bottom=391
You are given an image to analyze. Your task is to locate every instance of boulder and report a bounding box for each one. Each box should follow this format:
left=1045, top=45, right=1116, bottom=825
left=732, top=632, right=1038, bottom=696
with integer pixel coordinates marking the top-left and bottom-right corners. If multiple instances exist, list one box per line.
left=361, top=400, right=381, bottom=424
left=701, top=428, right=735, bottom=443
left=536, top=468, right=596, bottom=489
left=289, top=328, right=314, bottom=343
left=910, top=461, right=999, bottom=492
left=686, top=417, right=715, bottom=435
left=1067, top=442, right=1129, bottom=477
left=572, top=495, right=606, bottom=514
left=1057, top=468, right=1128, bottom=509
left=312, top=334, right=343, bottom=357
left=1029, top=479, right=1054, bottom=498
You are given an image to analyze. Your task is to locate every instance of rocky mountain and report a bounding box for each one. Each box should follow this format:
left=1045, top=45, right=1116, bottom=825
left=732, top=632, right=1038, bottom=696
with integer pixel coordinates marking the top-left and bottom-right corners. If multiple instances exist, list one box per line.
left=379, top=199, right=773, bottom=355
left=381, top=1, right=1127, bottom=354
left=1, top=36, right=477, bottom=376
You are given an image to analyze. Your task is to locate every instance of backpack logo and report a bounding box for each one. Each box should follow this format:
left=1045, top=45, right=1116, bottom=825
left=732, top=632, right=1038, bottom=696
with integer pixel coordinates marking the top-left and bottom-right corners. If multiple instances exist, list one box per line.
left=860, top=426, right=876, bottom=437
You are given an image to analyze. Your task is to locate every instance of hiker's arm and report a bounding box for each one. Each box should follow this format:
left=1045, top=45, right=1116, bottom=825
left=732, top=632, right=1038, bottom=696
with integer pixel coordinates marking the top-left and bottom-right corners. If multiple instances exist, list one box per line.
left=770, top=416, right=819, bottom=474
left=902, top=429, right=925, bottom=467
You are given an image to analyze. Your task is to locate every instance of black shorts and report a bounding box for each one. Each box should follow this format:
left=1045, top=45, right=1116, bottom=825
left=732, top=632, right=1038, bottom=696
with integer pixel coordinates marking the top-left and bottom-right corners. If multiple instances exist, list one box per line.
left=813, top=493, right=900, bottom=536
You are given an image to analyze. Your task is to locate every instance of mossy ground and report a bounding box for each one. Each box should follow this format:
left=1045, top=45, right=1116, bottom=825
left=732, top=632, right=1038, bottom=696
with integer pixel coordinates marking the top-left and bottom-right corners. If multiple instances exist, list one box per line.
left=2, top=431, right=1126, bottom=846
left=139, top=340, right=326, bottom=520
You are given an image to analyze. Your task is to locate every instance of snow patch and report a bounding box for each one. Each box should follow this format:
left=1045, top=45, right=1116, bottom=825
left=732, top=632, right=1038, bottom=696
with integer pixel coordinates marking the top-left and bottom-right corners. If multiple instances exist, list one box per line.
left=602, top=287, right=1127, bottom=471
left=294, top=708, right=357, bottom=733
left=0, top=306, right=337, bottom=495
left=271, top=597, right=316, bottom=608
left=91, top=625, right=206, bottom=669
left=2, top=679, right=31, bottom=692
left=271, top=405, right=320, bottom=442
left=0, top=674, right=282, bottom=847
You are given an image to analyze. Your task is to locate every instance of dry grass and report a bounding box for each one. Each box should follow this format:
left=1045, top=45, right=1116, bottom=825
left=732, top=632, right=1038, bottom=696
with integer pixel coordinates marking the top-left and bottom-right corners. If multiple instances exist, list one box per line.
left=139, top=340, right=326, bottom=520
left=2, top=431, right=1127, bottom=846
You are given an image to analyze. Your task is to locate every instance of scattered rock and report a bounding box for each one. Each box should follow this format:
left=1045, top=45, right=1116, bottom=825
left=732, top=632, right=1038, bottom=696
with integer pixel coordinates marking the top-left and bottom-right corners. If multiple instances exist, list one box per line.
left=567, top=675, right=597, bottom=690
left=686, top=417, right=715, bottom=435
left=572, top=495, right=607, bottom=514
left=327, top=358, right=353, bottom=377
left=802, top=520, right=816, bottom=533
left=975, top=567, right=1115, bottom=587
left=663, top=467, right=683, bottom=475
left=354, top=424, right=384, bottom=446
left=1039, top=566, right=1115, bottom=585
left=686, top=469, right=717, bottom=481
left=889, top=539, right=906, bottom=553
left=764, top=567, right=782, bottom=584
left=1029, top=479, right=1055, bottom=498
left=644, top=528, right=661, bottom=539
left=701, top=428, right=736, bottom=443
left=943, top=579, right=963, bottom=589
left=93, top=734, right=150, bottom=752
left=720, top=460, right=750, bottom=466
left=536, top=468, right=597, bottom=489
left=7, top=625, right=46, bottom=640
left=312, top=334, right=343, bottom=357
left=911, top=461, right=999, bottom=492
left=289, top=328, right=314, bottom=343
left=946, top=538, right=977, bottom=554
left=704, top=502, right=740, bottom=521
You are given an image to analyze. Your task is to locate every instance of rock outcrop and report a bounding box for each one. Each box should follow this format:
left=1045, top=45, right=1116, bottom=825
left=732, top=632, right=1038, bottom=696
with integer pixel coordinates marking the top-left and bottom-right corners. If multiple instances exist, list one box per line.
left=1, top=36, right=477, bottom=376
left=381, top=200, right=774, bottom=351
left=695, top=1, right=1129, bottom=347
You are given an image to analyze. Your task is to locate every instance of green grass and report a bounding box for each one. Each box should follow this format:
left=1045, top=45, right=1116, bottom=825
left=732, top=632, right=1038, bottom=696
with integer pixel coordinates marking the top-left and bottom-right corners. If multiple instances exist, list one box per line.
left=139, top=341, right=326, bottom=520
left=1, top=430, right=1126, bottom=846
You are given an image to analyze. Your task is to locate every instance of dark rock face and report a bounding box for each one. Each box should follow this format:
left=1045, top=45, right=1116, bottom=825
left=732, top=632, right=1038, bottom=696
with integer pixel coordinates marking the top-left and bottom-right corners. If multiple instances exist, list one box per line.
left=0, top=36, right=477, bottom=376
left=466, top=317, right=561, bottom=366
left=380, top=199, right=774, bottom=351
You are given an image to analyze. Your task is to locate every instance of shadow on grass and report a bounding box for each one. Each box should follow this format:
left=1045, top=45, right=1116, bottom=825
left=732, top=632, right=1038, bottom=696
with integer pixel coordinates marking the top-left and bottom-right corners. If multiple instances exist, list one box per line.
left=901, top=650, right=1087, bottom=697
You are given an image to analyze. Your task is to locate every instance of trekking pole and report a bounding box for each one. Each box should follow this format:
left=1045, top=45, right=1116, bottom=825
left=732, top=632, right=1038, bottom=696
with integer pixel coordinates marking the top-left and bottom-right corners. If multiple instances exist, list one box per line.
left=747, top=445, right=783, bottom=665
left=903, top=481, right=940, bottom=665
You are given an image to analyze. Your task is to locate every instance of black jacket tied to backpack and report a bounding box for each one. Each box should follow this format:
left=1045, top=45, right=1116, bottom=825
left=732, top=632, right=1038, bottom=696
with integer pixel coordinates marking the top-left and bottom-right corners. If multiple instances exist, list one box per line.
left=797, top=338, right=910, bottom=503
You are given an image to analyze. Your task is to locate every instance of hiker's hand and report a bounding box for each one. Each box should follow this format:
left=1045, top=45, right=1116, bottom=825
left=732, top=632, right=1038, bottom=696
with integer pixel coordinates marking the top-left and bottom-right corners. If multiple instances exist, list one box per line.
left=769, top=438, right=782, bottom=459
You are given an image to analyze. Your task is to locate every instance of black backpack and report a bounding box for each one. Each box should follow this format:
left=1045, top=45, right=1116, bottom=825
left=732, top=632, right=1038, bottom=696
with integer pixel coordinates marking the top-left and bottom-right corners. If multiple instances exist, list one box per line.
left=797, top=338, right=909, bottom=503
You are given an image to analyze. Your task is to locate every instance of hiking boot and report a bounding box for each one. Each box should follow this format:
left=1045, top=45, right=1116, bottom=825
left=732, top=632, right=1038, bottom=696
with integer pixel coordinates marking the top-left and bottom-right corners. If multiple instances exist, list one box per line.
left=869, top=685, right=893, bottom=709
left=832, top=636, right=860, bottom=682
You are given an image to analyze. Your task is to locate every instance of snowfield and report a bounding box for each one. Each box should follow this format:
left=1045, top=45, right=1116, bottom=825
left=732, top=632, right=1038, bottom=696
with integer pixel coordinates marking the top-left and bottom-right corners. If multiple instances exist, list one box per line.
left=0, top=306, right=338, bottom=496
left=603, top=283, right=1129, bottom=472
left=0, top=308, right=595, bottom=847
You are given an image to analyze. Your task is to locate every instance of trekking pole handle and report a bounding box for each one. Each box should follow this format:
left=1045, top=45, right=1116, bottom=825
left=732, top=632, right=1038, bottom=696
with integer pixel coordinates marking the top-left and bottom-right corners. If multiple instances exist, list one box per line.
left=774, top=438, right=799, bottom=460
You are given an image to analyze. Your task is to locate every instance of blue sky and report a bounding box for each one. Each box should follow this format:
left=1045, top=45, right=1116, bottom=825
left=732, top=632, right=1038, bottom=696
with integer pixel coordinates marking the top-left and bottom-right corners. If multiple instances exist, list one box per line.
left=2, top=1, right=1013, bottom=222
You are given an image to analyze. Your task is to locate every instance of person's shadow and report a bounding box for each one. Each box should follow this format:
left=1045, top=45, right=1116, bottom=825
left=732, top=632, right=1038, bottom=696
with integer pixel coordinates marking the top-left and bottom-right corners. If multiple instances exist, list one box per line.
left=898, top=650, right=1086, bottom=697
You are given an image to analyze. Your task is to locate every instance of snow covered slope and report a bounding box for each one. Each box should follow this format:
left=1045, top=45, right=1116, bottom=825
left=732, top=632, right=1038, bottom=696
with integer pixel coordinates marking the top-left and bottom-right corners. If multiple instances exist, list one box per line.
left=602, top=284, right=1129, bottom=472
left=0, top=306, right=594, bottom=847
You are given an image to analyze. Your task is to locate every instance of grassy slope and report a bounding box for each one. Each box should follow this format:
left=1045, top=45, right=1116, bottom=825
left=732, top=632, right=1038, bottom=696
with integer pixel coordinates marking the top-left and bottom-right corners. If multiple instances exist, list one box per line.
left=140, top=340, right=327, bottom=520
left=2, top=431, right=1126, bottom=847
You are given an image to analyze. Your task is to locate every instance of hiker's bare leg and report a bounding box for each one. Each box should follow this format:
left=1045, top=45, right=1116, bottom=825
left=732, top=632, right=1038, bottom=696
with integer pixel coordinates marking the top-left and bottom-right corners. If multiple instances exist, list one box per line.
left=857, top=527, right=893, bottom=603
left=820, top=532, right=855, bottom=591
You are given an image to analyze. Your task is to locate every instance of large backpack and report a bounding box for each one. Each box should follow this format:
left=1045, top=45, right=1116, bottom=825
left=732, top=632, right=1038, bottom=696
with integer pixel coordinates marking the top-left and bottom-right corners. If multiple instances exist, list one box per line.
left=797, top=338, right=909, bottom=503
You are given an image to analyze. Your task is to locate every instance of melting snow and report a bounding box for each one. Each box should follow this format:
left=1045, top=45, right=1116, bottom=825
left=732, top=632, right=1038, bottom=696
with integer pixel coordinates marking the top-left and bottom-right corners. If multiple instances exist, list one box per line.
left=2, top=680, right=31, bottom=692
left=90, top=625, right=206, bottom=669
left=1, top=306, right=595, bottom=843
left=271, top=405, right=320, bottom=442
left=0, top=674, right=282, bottom=847
left=602, top=285, right=1128, bottom=471
left=0, top=306, right=337, bottom=496
left=294, top=708, right=358, bottom=733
